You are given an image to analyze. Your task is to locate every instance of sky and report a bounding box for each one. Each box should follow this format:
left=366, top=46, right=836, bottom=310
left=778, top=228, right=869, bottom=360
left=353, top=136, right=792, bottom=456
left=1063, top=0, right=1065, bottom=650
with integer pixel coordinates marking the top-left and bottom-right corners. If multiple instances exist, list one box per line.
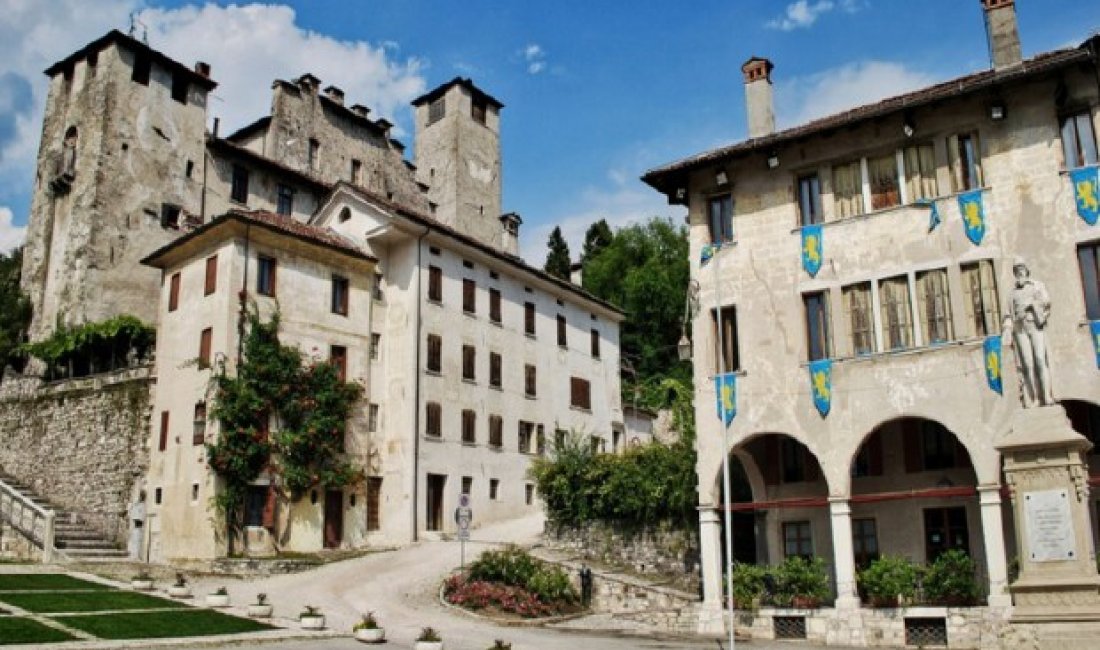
left=0, top=0, right=1097, bottom=262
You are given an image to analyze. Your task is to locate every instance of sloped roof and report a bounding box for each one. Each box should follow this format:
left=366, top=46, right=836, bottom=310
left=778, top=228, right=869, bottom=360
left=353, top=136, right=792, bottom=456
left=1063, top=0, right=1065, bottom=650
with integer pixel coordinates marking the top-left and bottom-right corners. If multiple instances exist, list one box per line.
left=411, top=77, right=504, bottom=109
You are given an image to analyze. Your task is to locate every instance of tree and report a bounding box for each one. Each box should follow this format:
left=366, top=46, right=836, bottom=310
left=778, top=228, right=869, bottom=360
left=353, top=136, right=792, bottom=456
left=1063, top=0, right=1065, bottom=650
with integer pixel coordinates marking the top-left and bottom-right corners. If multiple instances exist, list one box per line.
left=543, top=226, right=572, bottom=279
left=580, top=219, right=613, bottom=263
left=0, top=247, right=31, bottom=376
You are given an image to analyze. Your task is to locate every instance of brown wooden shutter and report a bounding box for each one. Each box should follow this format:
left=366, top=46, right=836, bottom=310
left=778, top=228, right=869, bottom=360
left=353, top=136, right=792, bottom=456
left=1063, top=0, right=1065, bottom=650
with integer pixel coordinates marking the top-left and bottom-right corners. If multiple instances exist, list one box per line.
left=762, top=438, right=780, bottom=485
left=204, top=256, right=217, bottom=296
left=199, top=328, right=212, bottom=366
left=168, top=273, right=180, bottom=311
left=866, top=431, right=884, bottom=476
left=159, top=411, right=170, bottom=451
left=261, top=485, right=277, bottom=530
left=903, top=420, right=923, bottom=473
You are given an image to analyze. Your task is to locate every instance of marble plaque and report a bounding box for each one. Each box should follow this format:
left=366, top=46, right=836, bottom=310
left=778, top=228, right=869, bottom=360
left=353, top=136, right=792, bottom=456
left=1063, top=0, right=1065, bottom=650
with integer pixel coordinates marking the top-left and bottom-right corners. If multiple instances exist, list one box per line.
left=1023, top=489, right=1076, bottom=562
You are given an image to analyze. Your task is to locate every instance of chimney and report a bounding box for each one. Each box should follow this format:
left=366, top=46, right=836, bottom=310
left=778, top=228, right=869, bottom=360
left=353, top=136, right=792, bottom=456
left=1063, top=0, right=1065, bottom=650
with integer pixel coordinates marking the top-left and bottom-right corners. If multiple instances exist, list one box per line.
left=194, top=61, right=211, bottom=78
left=375, top=118, right=393, bottom=137
left=296, top=73, right=321, bottom=93
left=350, top=104, right=371, bottom=118
left=569, top=262, right=583, bottom=286
left=323, top=85, right=345, bottom=106
left=741, top=57, right=775, bottom=138
left=982, top=0, right=1022, bottom=69
left=500, top=212, right=522, bottom=256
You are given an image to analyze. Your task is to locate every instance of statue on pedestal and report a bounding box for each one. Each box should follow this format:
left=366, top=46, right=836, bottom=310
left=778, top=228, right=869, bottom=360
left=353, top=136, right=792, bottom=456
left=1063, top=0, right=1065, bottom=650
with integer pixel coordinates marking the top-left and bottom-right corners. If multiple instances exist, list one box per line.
left=1003, top=258, right=1055, bottom=408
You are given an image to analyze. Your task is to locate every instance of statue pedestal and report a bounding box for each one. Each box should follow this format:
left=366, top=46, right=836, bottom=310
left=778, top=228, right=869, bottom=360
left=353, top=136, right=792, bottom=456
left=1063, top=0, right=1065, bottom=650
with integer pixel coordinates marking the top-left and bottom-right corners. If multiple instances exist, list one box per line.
left=996, top=405, right=1100, bottom=622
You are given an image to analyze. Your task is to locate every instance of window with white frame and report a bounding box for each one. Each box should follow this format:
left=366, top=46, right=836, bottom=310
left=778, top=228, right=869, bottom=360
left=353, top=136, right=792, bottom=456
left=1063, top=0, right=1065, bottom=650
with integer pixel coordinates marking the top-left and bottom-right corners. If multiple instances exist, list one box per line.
left=916, top=268, right=953, bottom=344
left=879, top=275, right=914, bottom=350
left=798, top=174, right=823, bottom=226
left=1061, top=110, right=1098, bottom=170
left=803, top=291, right=831, bottom=361
left=707, top=194, right=733, bottom=244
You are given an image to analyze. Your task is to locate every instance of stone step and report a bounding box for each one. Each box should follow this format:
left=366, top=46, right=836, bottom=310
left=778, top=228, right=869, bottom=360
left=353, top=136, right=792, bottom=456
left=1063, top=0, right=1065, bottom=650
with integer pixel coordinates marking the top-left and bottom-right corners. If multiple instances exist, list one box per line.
left=56, top=539, right=118, bottom=550
left=62, top=548, right=128, bottom=558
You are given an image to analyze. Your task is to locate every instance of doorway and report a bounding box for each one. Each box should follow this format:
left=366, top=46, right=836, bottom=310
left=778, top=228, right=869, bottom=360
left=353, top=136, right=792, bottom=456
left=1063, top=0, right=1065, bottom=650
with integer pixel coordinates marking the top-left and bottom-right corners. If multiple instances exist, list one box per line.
left=323, top=489, right=343, bottom=549
left=923, top=506, right=968, bottom=561
left=426, top=474, right=446, bottom=531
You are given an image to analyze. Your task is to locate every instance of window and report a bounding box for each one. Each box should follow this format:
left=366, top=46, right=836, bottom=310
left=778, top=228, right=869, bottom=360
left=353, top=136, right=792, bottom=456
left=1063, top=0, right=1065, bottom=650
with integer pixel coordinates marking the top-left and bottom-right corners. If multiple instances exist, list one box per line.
left=557, top=315, right=567, bottom=347
left=373, top=273, right=384, bottom=301
left=537, top=426, right=547, bottom=455
left=707, top=194, right=733, bottom=243
left=832, top=160, right=865, bottom=218
left=463, top=278, right=476, bottom=313
left=168, top=272, right=180, bottom=312
left=87, top=51, right=97, bottom=77
left=590, top=329, right=600, bottom=358
left=798, top=174, right=823, bottom=226
left=518, top=421, right=535, bottom=453
left=192, top=483, right=200, bottom=502
left=489, top=415, right=503, bottom=448
left=489, top=352, right=502, bottom=388
left=185, top=160, right=194, bottom=178
left=962, top=260, right=1001, bottom=337
left=489, top=288, right=502, bottom=323
left=331, top=275, right=349, bottom=316
left=370, top=333, right=381, bottom=360
left=192, top=402, right=206, bottom=446
left=367, top=477, right=382, bottom=531
left=1081, top=240, right=1100, bottom=319
left=230, top=165, right=249, bottom=203
left=570, top=377, right=591, bottom=410
left=330, top=345, right=347, bottom=382
left=257, top=256, right=277, bottom=297
left=555, top=429, right=567, bottom=451
left=803, top=291, right=831, bottom=361
left=916, top=268, right=953, bottom=344
left=923, top=507, right=969, bottom=562
left=868, top=152, right=900, bottom=210
left=132, top=53, right=151, bottom=85
left=711, top=306, right=741, bottom=372
left=489, top=478, right=499, bottom=500
left=524, top=364, right=537, bottom=397
left=462, top=409, right=476, bottom=444
left=903, top=143, right=938, bottom=201
left=844, top=282, right=874, bottom=355
left=524, top=302, right=536, bottom=336
left=425, top=402, right=442, bottom=437
left=351, top=159, right=362, bottom=184
left=307, top=138, right=320, bottom=171
left=783, top=521, right=813, bottom=559
left=204, top=256, right=217, bottom=296
left=472, top=97, right=487, bottom=125
left=462, top=260, right=474, bottom=270
left=525, top=483, right=535, bottom=505
left=462, top=476, right=473, bottom=495
left=948, top=132, right=983, bottom=192
left=879, top=275, right=913, bottom=350
left=1061, top=110, right=1098, bottom=169
left=428, top=97, right=445, bottom=124
left=158, top=410, right=169, bottom=451
left=852, top=519, right=880, bottom=569
left=170, top=73, right=188, bottom=104
left=426, top=334, right=442, bottom=373
left=368, top=404, right=379, bottom=432
left=199, top=328, right=213, bottom=367
left=161, top=204, right=181, bottom=229
left=244, top=486, right=268, bottom=527
left=154, top=487, right=162, bottom=505
left=428, top=266, right=442, bottom=303
left=462, top=345, right=476, bottom=381
left=276, top=184, right=294, bottom=216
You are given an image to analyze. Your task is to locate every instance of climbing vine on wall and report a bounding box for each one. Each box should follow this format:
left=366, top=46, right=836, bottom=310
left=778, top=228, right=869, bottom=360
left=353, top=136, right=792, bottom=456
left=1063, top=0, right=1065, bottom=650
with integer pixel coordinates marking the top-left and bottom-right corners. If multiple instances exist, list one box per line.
left=23, top=315, right=155, bottom=379
left=206, top=304, right=363, bottom=537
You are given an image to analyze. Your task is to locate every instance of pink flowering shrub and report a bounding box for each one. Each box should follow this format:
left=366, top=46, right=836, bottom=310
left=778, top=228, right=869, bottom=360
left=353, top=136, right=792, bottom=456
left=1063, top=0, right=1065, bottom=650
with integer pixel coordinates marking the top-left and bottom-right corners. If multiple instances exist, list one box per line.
left=443, top=574, right=560, bottom=618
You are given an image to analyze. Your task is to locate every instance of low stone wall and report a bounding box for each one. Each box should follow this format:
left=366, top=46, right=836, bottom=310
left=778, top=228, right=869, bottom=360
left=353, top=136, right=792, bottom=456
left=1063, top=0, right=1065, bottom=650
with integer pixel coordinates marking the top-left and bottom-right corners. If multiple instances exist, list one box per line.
left=0, top=367, right=153, bottom=543
left=542, top=520, right=700, bottom=594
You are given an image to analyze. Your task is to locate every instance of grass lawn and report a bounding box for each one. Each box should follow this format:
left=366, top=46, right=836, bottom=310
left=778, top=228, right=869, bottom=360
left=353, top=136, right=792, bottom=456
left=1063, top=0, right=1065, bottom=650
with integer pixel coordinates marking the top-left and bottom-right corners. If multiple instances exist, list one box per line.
left=55, top=609, right=274, bottom=640
left=0, top=574, right=112, bottom=592
left=0, top=590, right=186, bottom=613
left=0, top=617, right=76, bottom=645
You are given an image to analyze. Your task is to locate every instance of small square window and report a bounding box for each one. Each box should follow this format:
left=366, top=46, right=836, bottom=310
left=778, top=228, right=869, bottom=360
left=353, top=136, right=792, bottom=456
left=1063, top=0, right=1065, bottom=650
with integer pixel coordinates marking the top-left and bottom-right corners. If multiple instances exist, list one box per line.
left=257, top=256, right=277, bottom=297
left=461, top=476, right=473, bottom=495
left=330, top=345, right=347, bottom=382
left=198, top=328, right=213, bottom=368
left=168, top=272, right=181, bottom=312
left=161, top=204, right=181, bottom=229
left=707, top=194, right=733, bottom=243
left=489, top=478, right=499, bottom=500
left=368, top=403, right=379, bottom=432
left=132, top=54, right=151, bottom=85
left=428, top=266, right=443, bottom=303
left=171, top=73, right=188, bottom=104
left=426, top=334, right=442, bottom=373
left=204, top=256, right=217, bottom=296
left=231, top=165, right=249, bottom=203
left=525, top=484, right=534, bottom=505
left=331, top=275, right=349, bottom=316
left=370, top=333, right=381, bottom=360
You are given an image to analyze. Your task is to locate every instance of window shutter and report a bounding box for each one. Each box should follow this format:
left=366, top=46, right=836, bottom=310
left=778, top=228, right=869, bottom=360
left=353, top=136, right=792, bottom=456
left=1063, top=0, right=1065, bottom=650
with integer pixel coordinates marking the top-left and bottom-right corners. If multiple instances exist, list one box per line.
left=866, top=431, right=884, bottom=476
left=168, top=273, right=180, bottom=311
left=261, top=485, right=276, bottom=530
left=762, top=438, right=780, bottom=485
left=158, top=411, right=170, bottom=451
left=204, top=256, right=217, bottom=296
left=903, top=420, right=923, bottom=473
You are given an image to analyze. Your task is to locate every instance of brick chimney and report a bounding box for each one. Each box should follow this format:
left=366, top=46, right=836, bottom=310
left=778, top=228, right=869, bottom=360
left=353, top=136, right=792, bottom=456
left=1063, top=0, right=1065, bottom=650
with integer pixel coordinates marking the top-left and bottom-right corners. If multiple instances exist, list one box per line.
left=741, top=57, right=775, bottom=139
left=194, top=61, right=211, bottom=78
left=981, top=0, right=1022, bottom=69
left=323, top=85, right=345, bottom=106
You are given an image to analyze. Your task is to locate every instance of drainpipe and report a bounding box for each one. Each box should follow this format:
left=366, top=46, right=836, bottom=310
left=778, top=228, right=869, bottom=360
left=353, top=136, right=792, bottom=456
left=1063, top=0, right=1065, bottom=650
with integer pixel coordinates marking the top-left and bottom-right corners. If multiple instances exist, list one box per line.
left=411, top=227, right=430, bottom=542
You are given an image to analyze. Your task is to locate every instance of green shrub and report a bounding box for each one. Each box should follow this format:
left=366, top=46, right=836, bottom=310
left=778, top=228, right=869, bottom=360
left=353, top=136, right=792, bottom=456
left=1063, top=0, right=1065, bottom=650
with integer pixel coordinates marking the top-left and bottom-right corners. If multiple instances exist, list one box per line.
left=858, top=555, right=922, bottom=606
left=527, top=566, right=576, bottom=604
left=465, top=546, right=577, bottom=606
left=772, top=556, right=831, bottom=607
left=728, top=562, right=767, bottom=609
left=923, top=550, right=979, bottom=606
left=23, top=315, right=155, bottom=379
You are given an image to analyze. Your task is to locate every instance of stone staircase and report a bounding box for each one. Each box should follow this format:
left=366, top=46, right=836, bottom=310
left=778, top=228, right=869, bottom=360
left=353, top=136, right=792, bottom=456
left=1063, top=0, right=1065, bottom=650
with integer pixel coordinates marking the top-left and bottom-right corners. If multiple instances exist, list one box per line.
left=0, top=470, right=127, bottom=562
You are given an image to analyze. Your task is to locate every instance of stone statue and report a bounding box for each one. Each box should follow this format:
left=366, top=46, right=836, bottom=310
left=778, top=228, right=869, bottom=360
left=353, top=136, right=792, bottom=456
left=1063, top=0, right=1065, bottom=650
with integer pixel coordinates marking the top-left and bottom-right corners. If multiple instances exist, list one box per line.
left=1003, top=258, right=1055, bottom=408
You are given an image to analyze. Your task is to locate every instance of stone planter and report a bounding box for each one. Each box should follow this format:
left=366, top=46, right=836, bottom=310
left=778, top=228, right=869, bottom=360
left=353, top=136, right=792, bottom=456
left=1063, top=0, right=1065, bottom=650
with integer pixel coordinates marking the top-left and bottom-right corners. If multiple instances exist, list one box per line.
left=205, top=593, right=231, bottom=608
left=300, top=615, right=326, bottom=630
left=247, top=604, right=274, bottom=618
left=355, top=627, right=386, bottom=643
left=130, top=579, right=154, bottom=591
left=167, top=585, right=192, bottom=598
left=413, top=642, right=443, bottom=650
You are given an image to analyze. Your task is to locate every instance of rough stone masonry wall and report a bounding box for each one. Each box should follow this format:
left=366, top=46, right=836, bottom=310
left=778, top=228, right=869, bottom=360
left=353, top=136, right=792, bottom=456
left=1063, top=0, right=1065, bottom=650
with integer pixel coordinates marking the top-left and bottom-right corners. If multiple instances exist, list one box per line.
left=0, top=367, right=153, bottom=543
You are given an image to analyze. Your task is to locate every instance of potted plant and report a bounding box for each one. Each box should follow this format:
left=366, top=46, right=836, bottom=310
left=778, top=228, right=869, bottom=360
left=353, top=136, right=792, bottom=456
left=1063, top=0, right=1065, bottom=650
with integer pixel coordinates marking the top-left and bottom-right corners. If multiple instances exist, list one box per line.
left=248, top=593, right=273, bottom=618
left=858, top=555, right=922, bottom=608
left=205, top=586, right=231, bottom=608
left=774, top=556, right=831, bottom=609
left=300, top=605, right=325, bottom=630
left=414, top=626, right=443, bottom=650
left=923, top=549, right=979, bottom=606
left=167, top=573, right=191, bottom=598
left=353, top=611, right=385, bottom=643
left=130, top=571, right=154, bottom=591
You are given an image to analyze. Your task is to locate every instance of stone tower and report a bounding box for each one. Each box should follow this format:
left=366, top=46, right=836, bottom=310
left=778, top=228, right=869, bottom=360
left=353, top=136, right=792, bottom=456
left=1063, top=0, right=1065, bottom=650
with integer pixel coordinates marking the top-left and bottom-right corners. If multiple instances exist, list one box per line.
left=21, top=30, right=214, bottom=339
left=412, top=78, right=505, bottom=251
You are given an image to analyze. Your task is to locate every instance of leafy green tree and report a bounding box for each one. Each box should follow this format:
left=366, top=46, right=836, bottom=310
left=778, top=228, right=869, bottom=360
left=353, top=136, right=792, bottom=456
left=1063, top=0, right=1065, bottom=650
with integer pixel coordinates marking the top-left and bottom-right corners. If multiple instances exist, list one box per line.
left=0, top=248, right=32, bottom=375
left=580, top=219, right=613, bottom=263
left=543, top=226, right=571, bottom=279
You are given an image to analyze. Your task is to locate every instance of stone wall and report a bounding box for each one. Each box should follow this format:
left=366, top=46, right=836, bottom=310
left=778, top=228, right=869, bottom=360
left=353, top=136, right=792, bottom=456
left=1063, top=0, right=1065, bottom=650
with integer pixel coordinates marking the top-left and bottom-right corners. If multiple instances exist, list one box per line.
left=542, top=521, right=700, bottom=594
left=0, top=367, right=153, bottom=543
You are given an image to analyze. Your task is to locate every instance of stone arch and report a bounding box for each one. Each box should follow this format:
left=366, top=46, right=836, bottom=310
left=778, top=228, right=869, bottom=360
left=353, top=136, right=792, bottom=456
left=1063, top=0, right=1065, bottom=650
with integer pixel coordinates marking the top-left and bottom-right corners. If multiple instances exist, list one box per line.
left=702, top=431, right=833, bottom=504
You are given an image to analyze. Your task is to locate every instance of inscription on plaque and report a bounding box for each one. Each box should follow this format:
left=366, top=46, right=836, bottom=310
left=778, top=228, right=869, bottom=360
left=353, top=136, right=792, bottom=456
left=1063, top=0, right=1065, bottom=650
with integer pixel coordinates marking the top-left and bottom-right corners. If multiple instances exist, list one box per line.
left=1023, top=489, right=1076, bottom=562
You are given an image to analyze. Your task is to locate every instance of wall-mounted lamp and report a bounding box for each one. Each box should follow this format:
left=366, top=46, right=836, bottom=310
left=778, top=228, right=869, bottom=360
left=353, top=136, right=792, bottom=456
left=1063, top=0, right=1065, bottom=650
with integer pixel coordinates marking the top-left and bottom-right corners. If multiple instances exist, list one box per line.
left=902, top=121, right=915, bottom=138
left=675, top=187, right=687, bottom=201
left=990, top=102, right=1006, bottom=121
left=715, top=169, right=729, bottom=187
left=766, top=152, right=780, bottom=169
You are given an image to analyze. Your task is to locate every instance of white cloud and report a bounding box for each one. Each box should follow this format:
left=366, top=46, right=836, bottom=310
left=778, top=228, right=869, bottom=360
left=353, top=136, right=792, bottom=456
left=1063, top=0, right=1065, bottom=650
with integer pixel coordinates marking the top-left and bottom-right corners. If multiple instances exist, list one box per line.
left=766, top=1, right=835, bottom=31
left=521, top=43, right=547, bottom=75
left=776, top=60, right=937, bottom=127
left=0, top=207, right=26, bottom=253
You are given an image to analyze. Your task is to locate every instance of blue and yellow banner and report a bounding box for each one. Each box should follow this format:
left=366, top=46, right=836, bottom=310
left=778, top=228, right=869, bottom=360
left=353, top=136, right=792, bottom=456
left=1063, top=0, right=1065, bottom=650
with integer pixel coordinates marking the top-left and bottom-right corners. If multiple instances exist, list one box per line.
left=700, top=243, right=717, bottom=267
left=1090, top=320, right=1100, bottom=368
left=983, top=336, right=1002, bottom=395
left=715, top=372, right=737, bottom=427
left=801, top=224, right=823, bottom=277
left=958, top=190, right=986, bottom=245
left=915, top=198, right=941, bottom=232
left=809, top=359, right=831, bottom=417
left=1070, top=166, right=1100, bottom=226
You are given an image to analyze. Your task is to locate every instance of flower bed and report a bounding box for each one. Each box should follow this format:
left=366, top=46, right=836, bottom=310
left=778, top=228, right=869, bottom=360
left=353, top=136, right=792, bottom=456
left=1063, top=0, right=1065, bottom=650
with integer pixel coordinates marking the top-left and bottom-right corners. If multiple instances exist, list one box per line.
left=442, top=546, right=580, bottom=618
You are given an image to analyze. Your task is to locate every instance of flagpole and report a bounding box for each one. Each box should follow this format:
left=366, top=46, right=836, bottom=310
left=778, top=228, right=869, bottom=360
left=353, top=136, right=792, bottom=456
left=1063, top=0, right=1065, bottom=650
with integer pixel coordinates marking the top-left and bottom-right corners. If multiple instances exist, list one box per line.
left=712, top=242, right=736, bottom=650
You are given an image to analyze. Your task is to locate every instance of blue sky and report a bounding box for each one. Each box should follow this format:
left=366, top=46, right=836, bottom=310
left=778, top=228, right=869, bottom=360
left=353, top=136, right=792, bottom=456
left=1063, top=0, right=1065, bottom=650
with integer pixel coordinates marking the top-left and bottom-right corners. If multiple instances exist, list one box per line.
left=0, top=1, right=1097, bottom=260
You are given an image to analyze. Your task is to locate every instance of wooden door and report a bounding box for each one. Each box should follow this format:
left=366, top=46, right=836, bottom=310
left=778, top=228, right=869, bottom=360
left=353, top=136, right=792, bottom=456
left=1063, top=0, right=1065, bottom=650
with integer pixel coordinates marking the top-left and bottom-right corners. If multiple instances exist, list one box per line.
left=323, top=490, right=343, bottom=549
